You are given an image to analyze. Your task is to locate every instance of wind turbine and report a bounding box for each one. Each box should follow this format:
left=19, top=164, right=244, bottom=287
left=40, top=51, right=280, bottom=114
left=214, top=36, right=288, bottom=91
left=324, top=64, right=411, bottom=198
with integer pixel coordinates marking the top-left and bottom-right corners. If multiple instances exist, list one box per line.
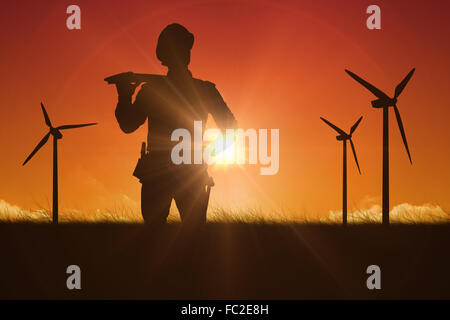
left=22, top=103, right=97, bottom=224
left=345, top=68, right=414, bottom=225
left=320, top=116, right=363, bottom=225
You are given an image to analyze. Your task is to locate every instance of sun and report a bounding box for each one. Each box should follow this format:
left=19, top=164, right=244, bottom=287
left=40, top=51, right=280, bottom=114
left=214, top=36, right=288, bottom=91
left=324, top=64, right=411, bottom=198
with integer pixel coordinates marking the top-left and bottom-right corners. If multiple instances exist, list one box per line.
left=205, top=131, right=241, bottom=166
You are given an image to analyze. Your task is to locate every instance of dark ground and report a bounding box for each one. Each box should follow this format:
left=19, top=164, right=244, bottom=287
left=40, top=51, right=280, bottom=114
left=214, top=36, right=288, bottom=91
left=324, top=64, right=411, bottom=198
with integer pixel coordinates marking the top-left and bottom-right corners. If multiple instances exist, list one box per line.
left=0, top=223, right=449, bottom=299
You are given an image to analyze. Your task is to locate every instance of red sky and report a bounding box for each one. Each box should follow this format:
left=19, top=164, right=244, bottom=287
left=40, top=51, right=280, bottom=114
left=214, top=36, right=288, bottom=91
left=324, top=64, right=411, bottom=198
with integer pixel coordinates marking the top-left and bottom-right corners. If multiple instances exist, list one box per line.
left=0, top=0, right=449, bottom=220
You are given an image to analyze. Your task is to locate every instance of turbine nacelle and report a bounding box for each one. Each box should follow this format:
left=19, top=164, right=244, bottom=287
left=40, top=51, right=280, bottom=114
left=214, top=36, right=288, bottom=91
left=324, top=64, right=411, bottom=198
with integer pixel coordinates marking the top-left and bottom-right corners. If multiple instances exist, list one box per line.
left=50, top=127, right=63, bottom=139
left=371, top=97, right=397, bottom=108
left=336, top=134, right=351, bottom=141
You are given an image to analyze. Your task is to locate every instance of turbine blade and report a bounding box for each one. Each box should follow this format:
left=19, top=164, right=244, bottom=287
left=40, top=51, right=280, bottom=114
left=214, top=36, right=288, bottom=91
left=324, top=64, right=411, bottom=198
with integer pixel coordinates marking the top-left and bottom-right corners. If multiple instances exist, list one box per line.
left=40, top=103, right=52, bottom=127
left=350, top=116, right=363, bottom=134
left=395, top=68, right=415, bottom=98
left=349, top=139, right=361, bottom=174
left=320, top=117, right=347, bottom=136
left=345, top=69, right=390, bottom=100
left=22, top=132, right=51, bottom=166
left=57, top=123, right=97, bottom=130
left=393, top=105, right=412, bottom=164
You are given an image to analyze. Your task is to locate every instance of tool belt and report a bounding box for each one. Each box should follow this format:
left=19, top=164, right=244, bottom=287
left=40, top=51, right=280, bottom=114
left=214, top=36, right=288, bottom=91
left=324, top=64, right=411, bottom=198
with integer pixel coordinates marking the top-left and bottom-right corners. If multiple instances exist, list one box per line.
left=132, top=143, right=171, bottom=183
left=133, top=142, right=214, bottom=188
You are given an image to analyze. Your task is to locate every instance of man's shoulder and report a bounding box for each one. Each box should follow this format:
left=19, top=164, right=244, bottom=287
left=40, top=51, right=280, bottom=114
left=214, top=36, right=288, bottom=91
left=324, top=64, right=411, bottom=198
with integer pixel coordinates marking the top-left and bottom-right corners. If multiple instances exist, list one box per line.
left=192, top=78, right=218, bottom=93
left=138, top=76, right=219, bottom=97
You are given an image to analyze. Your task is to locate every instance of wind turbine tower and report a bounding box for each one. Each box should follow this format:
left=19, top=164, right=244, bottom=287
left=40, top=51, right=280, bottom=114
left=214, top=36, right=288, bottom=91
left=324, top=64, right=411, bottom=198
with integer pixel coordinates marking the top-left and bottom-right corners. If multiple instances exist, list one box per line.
left=320, top=116, right=363, bottom=225
left=23, top=103, right=97, bottom=224
left=345, top=69, right=414, bottom=225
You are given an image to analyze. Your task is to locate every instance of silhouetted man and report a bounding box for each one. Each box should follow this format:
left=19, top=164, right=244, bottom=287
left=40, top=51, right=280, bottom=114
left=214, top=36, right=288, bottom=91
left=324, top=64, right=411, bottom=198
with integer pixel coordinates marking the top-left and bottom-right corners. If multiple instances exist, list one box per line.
left=114, top=23, right=236, bottom=224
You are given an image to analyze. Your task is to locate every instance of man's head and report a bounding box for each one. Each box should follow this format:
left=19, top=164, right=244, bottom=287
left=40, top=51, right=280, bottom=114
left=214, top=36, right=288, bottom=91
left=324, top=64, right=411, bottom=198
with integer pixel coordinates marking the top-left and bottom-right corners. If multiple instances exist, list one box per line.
left=156, top=23, right=194, bottom=69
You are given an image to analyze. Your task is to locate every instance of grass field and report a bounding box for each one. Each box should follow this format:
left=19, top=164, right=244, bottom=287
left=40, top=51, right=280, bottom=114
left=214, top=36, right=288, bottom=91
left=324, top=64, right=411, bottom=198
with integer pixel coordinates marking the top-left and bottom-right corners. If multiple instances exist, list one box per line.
left=1, top=222, right=450, bottom=299
left=1, top=199, right=448, bottom=224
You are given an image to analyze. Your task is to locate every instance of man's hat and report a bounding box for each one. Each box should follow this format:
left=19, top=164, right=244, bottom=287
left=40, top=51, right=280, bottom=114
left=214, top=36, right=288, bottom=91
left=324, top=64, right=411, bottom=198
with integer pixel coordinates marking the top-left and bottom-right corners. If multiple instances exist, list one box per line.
left=156, top=23, right=194, bottom=66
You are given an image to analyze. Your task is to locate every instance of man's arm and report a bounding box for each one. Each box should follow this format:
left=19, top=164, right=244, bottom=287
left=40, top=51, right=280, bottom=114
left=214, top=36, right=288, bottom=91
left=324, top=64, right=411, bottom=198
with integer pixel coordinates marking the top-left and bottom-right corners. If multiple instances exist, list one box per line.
left=115, top=83, right=147, bottom=133
left=206, top=82, right=237, bottom=130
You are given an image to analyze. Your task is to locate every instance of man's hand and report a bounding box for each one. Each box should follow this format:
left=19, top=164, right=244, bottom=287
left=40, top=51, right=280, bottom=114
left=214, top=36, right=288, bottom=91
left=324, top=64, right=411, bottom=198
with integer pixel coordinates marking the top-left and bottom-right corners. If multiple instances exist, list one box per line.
left=115, top=81, right=140, bottom=98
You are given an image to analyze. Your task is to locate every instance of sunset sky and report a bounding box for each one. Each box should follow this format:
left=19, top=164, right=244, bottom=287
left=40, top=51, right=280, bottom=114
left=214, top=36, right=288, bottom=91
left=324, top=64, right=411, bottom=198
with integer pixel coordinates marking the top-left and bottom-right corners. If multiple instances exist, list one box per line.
left=0, top=0, right=449, bottom=221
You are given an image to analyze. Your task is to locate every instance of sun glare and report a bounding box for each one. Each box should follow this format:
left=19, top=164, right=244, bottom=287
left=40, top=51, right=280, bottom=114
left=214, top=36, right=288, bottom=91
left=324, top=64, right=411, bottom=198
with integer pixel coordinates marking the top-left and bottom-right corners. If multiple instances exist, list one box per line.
left=206, top=131, right=241, bottom=166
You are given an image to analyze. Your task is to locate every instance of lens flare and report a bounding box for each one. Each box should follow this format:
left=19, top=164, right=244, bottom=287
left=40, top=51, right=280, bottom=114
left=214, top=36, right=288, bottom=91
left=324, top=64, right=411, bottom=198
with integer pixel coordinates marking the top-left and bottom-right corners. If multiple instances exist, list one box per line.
left=206, top=132, right=238, bottom=165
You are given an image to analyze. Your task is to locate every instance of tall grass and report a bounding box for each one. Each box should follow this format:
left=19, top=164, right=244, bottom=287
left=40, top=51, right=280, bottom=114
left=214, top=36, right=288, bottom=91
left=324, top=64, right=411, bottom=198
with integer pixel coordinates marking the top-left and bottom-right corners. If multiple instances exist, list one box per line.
left=323, top=204, right=450, bottom=224
left=0, top=199, right=448, bottom=224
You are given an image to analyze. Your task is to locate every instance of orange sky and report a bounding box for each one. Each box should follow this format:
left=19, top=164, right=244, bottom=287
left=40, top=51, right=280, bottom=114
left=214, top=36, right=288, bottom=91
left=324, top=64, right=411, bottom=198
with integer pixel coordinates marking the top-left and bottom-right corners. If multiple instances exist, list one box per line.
left=1, top=0, right=449, bottom=220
